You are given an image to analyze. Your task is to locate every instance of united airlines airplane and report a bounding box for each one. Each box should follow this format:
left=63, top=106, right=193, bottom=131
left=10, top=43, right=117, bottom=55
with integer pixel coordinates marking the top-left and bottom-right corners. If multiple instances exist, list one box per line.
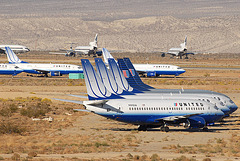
left=0, top=63, right=23, bottom=76
left=5, top=47, right=83, bottom=77
left=81, top=59, right=224, bottom=131
left=0, top=45, right=30, bottom=54
left=107, top=58, right=238, bottom=114
left=55, top=59, right=224, bottom=132
left=102, top=48, right=185, bottom=77
left=94, top=58, right=230, bottom=116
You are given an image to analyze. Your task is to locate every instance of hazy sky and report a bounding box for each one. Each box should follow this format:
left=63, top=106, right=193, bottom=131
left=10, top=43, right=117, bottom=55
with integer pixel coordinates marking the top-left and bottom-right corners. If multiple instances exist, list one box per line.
left=1, top=0, right=240, bottom=20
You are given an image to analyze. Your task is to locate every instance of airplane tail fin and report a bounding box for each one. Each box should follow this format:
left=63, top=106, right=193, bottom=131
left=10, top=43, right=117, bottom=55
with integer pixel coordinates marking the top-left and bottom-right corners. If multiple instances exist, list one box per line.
left=117, top=59, right=149, bottom=92
left=102, top=48, right=115, bottom=64
left=81, top=59, right=123, bottom=100
left=95, top=58, right=134, bottom=95
left=180, top=36, right=187, bottom=50
left=108, top=58, right=143, bottom=93
left=89, top=34, right=98, bottom=48
left=5, top=47, right=28, bottom=64
left=123, top=58, right=155, bottom=89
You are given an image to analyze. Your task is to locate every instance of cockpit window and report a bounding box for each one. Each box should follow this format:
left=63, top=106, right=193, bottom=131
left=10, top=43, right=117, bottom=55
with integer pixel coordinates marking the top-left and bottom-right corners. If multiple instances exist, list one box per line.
left=229, top=100, right=234, bottom=104
left=214, top=105, right=219, bottom=110
left=220, top=101, right=224, bottom=106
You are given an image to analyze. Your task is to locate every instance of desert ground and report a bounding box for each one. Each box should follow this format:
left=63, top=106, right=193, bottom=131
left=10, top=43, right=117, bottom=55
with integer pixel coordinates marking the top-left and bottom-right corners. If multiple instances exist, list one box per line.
left=0, top=52, right=239, bottom=161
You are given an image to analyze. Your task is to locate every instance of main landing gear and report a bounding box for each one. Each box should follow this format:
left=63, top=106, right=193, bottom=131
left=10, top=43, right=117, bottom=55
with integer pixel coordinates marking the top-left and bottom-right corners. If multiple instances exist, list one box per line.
left=202, top=127, right=208, bottom=132
left=138, top=125, right=147, bottom=131
left=160, top=126, right=170, bottom=132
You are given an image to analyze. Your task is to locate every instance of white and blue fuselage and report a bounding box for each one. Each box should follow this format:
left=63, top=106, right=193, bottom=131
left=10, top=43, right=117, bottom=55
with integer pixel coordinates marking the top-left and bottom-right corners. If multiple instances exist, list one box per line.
left=84, top=99, right=224, bottom=127
left=14, top=63, right=83, bottom=76
left=133, top=64, right=185, bottom=76
left=0, top=64, right=23, bottom=75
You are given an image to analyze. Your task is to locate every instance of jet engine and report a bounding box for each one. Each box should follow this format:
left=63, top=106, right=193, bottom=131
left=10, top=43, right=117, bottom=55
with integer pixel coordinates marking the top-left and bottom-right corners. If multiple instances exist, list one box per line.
left=147, top=71, right=156, bottom=77
left=187, top=116, right=206, bottom=128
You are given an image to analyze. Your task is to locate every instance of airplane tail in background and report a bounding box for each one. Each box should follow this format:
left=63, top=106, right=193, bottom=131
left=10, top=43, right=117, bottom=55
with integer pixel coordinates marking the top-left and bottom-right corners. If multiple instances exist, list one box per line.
left=180, top=36, right=187, bottom=51
left=117, top=59, right=149, bottom=92
left=95, top=58, right=134, bottom=96
left=89, top=34, right=98, bottom=48
left=102, top=48, right=115, bottom=64
left=5, top=47, right=28, bottom=64
left=123, top=58, right=155, bottom=89
left=81, top=59, right=123, bottom=100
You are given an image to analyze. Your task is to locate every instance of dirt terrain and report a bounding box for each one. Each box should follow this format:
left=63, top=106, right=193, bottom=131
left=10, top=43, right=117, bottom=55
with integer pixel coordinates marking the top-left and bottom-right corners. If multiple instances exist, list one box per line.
left=0, top=52, right=239, bottom=160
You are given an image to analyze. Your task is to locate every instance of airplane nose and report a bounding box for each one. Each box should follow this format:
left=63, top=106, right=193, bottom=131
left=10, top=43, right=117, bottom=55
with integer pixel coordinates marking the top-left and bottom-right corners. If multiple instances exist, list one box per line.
left=216, top=110, right=225, bottom=121
left=229, top=105, right=238, bottom=114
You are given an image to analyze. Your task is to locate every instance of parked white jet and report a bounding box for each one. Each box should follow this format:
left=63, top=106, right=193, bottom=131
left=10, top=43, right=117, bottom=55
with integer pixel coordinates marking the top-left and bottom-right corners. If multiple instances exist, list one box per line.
left=75, top=34, right=102, bottom=57
left=161, top=36, right=195, bottom=59
left=5, top=47, right=83, bottom=77
left=102, top=48, right=185, bottom=77
left=0, top=45, right=30, bottom=54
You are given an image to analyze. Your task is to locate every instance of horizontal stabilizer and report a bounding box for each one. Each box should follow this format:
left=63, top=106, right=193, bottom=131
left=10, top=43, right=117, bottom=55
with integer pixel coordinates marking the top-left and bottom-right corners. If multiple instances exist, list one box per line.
left=53, top=98, right=83, bottom=104
left=68, top=94, right=88, bottom=99
left=73, top=109, right=91, bottom=112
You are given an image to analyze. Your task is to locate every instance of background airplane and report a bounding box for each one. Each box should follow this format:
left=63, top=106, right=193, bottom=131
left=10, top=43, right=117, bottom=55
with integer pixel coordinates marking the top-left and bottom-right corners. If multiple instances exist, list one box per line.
left=102, top=48, right=185, bottom=77
left=5, top=47, right=83, bottom=77
left=0, top=45, right=30, bottom=54
left=52, top=34, right=102, bottom=57
left=75, top=34, right=102, bottom=57
left=161, top=36, right=196, bottom=59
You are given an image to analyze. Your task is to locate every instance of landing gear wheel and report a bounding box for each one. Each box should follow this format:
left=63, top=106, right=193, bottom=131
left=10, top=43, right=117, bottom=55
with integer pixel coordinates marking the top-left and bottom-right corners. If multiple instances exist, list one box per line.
left=161, top=126, right=169, bottom=132
left=203, top=127, right=208, bottom=132
left=138, top=125, right=147, bottom=131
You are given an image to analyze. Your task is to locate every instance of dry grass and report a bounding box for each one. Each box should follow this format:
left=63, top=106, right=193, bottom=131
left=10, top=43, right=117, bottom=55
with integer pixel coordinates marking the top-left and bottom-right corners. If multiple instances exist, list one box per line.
left=0, top=52, right=239, bottom=160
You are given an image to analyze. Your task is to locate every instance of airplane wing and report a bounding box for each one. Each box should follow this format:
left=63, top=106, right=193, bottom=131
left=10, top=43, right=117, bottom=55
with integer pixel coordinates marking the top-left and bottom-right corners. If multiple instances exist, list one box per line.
left=185, top=52, right=196, bottom=55
left=49, top=52, right=68, bottom=55
left=33, top=68, right=50, bottom=74
left=160, top=52, right=178, bottom=57
left=67, top=94, right=88, bottom=99
left=155, top=113, right=203, bottom=122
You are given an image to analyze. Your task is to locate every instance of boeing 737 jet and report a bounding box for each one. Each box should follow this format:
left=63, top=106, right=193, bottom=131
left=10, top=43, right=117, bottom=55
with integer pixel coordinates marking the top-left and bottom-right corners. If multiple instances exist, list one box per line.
left=0, top=45, right=30, bottom=54
left=5, top=47, right=83, bottom=77
left=54, top=59, right=224, bottom=131
left=114, top=58, right=237, bottom=114
left=102, top=48, right=185, bottom=77
left=93, top=58, right=230, bottom=116
left=161, top=36, right=195, bottom=59
left=75, top=34, right=102, bottom=57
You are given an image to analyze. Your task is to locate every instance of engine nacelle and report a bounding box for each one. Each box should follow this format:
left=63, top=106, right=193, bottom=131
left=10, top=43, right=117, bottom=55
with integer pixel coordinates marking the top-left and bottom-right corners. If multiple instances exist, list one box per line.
left=50, top=71, right=61, bottom=76
left=187, top=116, right=206, bottom=128
left=147, top=71, right=156, bottom=77
left=96, top=51, right=102, bottom=56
